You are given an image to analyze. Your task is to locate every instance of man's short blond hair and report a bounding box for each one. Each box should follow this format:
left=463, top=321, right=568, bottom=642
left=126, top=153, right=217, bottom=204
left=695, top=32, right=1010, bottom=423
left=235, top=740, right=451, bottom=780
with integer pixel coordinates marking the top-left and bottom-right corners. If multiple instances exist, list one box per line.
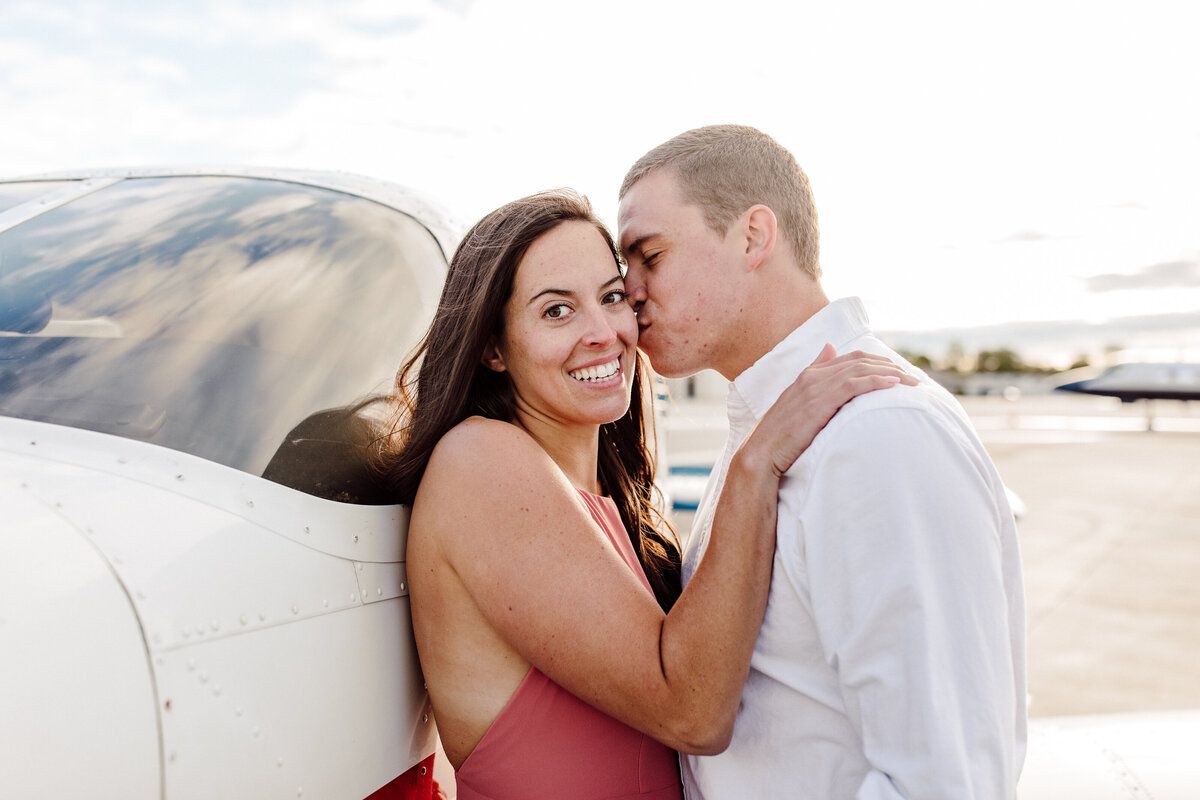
left=620, top=125, right=821, bottom=279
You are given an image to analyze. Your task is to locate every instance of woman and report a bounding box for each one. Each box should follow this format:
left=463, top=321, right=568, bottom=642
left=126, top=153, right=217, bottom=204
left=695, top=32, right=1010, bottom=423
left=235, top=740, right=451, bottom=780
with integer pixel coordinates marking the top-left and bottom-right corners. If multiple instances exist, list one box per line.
left=380, top=190, right=912, bottom=799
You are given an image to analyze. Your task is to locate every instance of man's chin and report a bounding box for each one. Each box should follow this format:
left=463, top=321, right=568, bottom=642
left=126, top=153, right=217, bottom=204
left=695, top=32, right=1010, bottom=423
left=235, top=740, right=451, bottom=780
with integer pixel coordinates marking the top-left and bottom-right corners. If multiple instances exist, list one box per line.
left=638, top=347, right=696, bottom=381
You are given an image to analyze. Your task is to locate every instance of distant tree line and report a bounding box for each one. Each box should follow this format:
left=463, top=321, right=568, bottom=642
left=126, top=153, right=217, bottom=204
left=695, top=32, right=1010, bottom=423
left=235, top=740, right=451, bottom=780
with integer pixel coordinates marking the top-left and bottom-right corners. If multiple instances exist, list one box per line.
left=897, top=346, right=1092, bottom=376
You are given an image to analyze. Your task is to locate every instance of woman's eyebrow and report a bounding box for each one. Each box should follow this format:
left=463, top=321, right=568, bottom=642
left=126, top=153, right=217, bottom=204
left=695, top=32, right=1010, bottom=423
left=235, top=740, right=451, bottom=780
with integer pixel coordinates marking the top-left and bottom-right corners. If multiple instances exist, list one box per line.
left=527, top=287, right=573, bottom=305
left=528, top=275, right=623, bottom=305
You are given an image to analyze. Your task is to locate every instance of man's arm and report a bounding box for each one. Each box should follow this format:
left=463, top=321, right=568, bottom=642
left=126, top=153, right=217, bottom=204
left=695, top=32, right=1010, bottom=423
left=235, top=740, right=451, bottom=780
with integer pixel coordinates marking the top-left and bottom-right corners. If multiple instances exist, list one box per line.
left=799, top=403, right=1023, bottom=799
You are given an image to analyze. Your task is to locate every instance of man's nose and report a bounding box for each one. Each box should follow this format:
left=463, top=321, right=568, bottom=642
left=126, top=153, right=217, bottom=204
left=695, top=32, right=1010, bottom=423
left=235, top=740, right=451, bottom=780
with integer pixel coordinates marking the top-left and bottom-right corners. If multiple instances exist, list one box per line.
left=624, top=272, right=648, bottom=312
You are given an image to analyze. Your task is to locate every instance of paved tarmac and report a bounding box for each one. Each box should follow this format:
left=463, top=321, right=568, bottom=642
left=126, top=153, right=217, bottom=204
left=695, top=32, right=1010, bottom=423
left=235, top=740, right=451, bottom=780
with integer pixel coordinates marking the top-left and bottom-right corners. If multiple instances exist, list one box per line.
left=964, top=394, right=1200, bottom=718
left=665, top=393, right=1200, bottom=718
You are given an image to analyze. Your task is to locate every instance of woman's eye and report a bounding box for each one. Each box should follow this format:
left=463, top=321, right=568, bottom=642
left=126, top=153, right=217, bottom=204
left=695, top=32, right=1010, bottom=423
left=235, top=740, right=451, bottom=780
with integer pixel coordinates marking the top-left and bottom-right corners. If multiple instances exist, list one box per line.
left=603, top=290, right=628, bottom=305
left=545, top=303, right=570, bottom=320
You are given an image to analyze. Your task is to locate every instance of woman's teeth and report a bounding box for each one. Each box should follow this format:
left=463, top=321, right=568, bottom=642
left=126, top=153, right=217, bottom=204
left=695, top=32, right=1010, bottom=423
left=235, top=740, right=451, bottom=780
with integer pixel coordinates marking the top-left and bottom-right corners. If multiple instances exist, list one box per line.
left=570, top=359, right=620, bottom=382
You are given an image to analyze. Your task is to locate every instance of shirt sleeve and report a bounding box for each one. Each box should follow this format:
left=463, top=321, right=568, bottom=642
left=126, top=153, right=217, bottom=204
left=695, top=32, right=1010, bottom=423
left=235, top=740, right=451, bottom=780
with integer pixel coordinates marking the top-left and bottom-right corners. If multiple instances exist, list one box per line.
left=794, top=403, right=1021, bottom=799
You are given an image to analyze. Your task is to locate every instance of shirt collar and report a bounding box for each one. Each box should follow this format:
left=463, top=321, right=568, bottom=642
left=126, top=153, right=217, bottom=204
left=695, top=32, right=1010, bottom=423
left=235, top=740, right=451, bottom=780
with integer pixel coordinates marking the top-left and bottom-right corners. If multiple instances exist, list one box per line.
left=728, top=297, right=872, bottom=424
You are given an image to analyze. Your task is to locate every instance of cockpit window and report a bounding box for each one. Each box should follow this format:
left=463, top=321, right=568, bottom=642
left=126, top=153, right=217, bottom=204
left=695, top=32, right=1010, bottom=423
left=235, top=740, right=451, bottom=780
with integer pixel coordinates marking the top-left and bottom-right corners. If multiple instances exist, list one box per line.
left=0, top=176, right=447, bottom=503
left=0, top=181, right=78, bottom=215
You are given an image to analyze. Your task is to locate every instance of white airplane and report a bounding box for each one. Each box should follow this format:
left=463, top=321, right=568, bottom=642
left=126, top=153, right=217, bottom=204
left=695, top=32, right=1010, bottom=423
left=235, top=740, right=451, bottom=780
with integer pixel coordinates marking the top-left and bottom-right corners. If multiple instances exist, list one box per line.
left=0, top=167, right=458, bottom=799
left=1056, top=362, right=1200, bottom=403
left=1055, top=362, right=1200, bottom=431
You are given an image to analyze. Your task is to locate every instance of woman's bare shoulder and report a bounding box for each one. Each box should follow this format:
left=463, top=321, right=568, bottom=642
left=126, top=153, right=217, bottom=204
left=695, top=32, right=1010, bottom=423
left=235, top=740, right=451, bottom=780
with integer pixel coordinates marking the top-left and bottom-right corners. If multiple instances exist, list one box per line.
left=426, top=416, right=541, bottom=476
left=416, top=416, right=566, bottom=519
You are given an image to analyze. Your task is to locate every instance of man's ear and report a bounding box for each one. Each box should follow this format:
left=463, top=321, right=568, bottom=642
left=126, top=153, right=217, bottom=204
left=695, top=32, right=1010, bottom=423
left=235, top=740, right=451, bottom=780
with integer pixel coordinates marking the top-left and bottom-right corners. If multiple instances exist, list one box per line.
left=481, top=336, right=507, bottom=372
left=742, top=204, right=778, bottom=272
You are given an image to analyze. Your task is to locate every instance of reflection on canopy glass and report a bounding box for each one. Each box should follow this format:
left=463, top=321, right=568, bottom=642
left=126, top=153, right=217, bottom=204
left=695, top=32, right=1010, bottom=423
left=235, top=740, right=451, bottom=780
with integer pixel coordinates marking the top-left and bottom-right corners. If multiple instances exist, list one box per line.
left=0, top=176, right=447, bottom=502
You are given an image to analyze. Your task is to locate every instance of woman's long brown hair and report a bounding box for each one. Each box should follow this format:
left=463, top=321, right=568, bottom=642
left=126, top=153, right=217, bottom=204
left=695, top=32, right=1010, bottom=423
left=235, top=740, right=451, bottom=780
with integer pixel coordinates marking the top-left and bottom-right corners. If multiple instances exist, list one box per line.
left=378, top=190, right=681, bottom=611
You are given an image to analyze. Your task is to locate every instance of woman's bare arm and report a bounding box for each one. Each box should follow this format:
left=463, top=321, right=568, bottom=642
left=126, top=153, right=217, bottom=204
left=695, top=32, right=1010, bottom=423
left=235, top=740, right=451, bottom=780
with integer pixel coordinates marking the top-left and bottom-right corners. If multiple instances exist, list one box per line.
left=413, top=346, right=915, bottom=754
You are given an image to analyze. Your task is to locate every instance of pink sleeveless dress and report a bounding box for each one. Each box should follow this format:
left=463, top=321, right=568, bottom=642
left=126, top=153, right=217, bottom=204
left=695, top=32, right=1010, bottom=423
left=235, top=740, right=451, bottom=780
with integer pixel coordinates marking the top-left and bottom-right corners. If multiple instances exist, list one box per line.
left=453, top=490, right=683, bottom=800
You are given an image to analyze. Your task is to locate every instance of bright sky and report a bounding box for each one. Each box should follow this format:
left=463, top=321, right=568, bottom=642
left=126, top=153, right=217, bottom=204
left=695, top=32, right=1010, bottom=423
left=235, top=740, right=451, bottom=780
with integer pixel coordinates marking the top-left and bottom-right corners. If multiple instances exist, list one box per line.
left=3, top=0, right=1199, bottom=364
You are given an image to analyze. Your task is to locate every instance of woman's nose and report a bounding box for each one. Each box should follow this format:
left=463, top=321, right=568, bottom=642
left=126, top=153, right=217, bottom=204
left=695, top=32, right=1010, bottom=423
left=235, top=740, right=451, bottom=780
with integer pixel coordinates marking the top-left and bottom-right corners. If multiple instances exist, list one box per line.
left=583, top=308, right=619, bottom=346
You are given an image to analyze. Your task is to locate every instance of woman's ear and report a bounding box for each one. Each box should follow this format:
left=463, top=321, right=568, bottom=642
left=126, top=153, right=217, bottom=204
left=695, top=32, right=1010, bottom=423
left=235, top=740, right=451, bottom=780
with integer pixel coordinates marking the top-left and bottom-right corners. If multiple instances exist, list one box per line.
left=481, top=336, right=507, bottom=372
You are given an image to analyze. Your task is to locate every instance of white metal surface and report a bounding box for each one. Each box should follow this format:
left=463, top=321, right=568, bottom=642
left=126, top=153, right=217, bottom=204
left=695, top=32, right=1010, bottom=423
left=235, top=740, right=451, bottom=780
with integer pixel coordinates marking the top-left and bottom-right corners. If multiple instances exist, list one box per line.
left=154, top=600, right=432, bottom=799
left=0, top=417, right=435, bottom=799
left=0, top=484, right=161, bottom=798
left=1020, top=709, right=1200, bottom=799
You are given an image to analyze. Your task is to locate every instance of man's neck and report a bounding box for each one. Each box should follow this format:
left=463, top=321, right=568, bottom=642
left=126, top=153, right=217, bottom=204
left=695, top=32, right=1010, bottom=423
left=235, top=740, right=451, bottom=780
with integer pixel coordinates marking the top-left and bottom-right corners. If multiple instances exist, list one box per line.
left=717, top=281, right=829, bottom=381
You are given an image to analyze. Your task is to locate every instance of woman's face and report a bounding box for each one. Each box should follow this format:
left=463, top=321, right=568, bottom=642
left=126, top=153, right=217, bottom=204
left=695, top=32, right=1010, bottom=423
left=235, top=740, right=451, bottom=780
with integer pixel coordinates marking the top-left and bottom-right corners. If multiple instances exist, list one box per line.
left=491, top=220, right=638, bottom=431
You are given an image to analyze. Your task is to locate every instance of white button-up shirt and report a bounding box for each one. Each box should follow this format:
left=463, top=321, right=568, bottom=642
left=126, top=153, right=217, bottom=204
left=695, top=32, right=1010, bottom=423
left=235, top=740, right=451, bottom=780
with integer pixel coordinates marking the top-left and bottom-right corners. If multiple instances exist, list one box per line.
left=681, top=298, right=1027, bottom=799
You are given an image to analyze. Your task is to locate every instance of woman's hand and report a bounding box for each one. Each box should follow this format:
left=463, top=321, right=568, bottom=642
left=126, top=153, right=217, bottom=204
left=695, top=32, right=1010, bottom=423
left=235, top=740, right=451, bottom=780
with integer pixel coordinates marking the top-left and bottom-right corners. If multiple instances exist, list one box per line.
left=742, top=344, right=918, bottom=478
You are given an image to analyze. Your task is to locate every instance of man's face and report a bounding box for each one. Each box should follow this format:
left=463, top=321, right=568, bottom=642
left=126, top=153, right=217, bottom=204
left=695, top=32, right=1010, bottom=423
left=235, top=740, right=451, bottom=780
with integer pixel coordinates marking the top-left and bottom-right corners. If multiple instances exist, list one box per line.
left=618, top=169, right=743, bottom=379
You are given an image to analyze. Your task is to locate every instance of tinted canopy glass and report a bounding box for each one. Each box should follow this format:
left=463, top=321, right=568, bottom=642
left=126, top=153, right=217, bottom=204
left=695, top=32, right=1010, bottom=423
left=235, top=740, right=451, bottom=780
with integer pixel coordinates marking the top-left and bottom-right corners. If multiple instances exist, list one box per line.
left=0, top=176, right=447, bottom=502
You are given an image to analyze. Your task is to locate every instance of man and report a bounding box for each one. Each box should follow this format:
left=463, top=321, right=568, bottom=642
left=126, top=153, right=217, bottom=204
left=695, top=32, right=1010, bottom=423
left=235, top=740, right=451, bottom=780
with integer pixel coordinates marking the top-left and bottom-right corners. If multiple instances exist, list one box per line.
left=617, top=125, right=1026, bottom=799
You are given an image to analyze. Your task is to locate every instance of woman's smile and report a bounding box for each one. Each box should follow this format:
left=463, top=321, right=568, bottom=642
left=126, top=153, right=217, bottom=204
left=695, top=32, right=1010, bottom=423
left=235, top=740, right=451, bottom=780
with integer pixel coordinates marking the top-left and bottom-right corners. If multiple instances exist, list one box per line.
left=569, top=357, right=622, bottom=384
